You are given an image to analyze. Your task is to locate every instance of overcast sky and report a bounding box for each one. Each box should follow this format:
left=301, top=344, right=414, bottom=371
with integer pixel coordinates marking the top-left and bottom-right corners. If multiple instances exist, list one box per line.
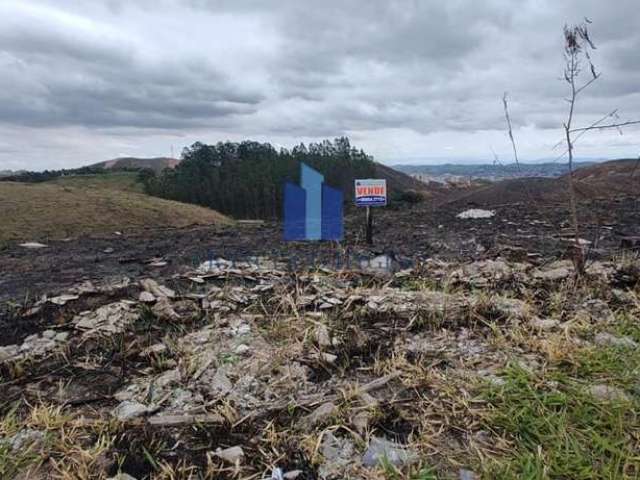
left=1, top=0, right=639, bottom=170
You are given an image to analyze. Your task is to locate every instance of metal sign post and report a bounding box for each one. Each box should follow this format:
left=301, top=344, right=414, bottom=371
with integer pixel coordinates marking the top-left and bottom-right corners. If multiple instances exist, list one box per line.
left=355, top=179, right=387, bottom=245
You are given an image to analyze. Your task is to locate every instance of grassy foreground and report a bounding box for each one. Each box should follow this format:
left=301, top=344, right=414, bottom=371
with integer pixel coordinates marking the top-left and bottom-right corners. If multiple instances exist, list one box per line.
left=0, top=174, right=229, bottom=243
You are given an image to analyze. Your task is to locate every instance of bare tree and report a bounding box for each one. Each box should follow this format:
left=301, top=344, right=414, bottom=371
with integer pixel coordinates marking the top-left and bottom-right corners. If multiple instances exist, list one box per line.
left=503, top=21, right=640, bottom=276
left=558, top=21, right=638, bottom=275
left=562, top=22, right=599, bottom=274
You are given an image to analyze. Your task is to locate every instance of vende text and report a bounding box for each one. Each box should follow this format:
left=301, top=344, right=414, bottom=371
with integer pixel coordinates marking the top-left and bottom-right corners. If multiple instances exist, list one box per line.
left=356, top=186, right=385, bottom=196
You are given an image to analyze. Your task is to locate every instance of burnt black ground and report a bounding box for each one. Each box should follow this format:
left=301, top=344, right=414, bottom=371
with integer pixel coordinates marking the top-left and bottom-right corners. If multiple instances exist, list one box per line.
left=1, top=196, right=638, bottom=306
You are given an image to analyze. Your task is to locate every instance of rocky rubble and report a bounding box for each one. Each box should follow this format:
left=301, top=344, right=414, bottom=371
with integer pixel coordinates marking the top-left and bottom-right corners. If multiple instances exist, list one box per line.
left=1, top=256, right=638, bottom=479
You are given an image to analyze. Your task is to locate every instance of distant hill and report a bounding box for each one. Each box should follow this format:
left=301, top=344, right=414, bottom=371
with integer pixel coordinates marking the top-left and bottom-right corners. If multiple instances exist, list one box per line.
left=0, top=173, right=229, bottom=243
left=373, top=162, right=429, bottom=192
left=90, top=156, right=180, bottom=173
left=445, top=159, right=640, bottom=207
left=0, top=169, right=26, bottom=178
left=394, top=161, right=595, bottom=181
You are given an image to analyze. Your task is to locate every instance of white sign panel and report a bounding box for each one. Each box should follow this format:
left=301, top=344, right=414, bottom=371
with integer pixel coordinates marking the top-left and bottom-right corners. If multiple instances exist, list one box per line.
left=355, top=179, right=387, bottom=207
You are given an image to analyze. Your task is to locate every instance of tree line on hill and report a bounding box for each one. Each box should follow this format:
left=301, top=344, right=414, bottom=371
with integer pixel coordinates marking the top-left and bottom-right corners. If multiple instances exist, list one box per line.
left=141, top=137, right=378, bottom=219
left=0, top=166, right=137, bottom=183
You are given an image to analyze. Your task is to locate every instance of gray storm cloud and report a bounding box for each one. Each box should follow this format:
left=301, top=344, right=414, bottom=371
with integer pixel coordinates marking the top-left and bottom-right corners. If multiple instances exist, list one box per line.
left=0, top=0, right=639, bottom=170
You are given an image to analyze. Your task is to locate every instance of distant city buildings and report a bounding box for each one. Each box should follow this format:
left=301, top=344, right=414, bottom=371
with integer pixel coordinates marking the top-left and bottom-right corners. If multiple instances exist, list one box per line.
left=400, top=162, right=595, bottom=184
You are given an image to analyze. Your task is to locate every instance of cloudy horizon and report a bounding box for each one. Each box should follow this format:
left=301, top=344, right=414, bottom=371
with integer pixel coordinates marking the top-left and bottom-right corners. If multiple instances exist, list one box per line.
left=1, top=0, right=639, bottom=171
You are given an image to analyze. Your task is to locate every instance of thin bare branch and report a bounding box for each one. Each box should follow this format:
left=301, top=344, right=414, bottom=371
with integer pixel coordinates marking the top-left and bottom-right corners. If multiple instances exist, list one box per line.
left=574, top=73, right=600, bottom=95
left=551, top=109, right=618, bottom=151
left=502, top=92, right=520, bottom=169
left=569, top=120, right=640, bottom=133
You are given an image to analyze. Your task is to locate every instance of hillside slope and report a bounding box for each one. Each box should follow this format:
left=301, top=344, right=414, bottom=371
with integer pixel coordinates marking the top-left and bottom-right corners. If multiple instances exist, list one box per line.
left=90, top=156, right=180, bottom=173
left=445, top=159, right=640, bottom=207
left=373, top=163, right=429, bottom=192
left=0, top=178, right=229, bottom=243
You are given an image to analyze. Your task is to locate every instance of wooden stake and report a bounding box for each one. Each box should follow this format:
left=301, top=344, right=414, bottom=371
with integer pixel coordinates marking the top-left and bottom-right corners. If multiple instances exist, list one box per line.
left=366, top=206, right=373, bottom=245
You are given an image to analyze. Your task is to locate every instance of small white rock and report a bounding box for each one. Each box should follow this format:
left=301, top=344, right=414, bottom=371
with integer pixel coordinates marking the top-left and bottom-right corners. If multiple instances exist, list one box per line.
left=41, top=329, right=57, bottom=339
left=19, top=242, right=47, bottom=249
left=588, top=384, right=629, bottom=402
left=594, top=332, right=637, bottom=349
left=139, top=291, right=156, bottom=303
left=456, top=209, right=495, bottom=220
left=530, top=318, right=560, bottom=330
left=215, top=445, right=244, bottom=464
left=54, top=332, right=70, bottom=342
left=234, top=344, right=250, bottom=355
left=284, top=470, right=303, bottom=479
left=112, top=401, right=149, bottom=421
left=108, top=474, right=137, bottom=480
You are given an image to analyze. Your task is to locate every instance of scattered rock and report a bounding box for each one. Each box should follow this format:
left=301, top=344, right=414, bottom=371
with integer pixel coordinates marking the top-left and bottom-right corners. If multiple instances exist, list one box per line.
left=143, top=343, right=168, bottom=355
left=215, top=445, right=244, bottom=464
left=576, top=299, right=616, bottom=324
left=9, top=429, right=45, bottom=452
left=112, top=401, right=150, bottom=421
left=209, top=369, right=233, bottom=397
left=532, top=260, right=574, bottom=281
left=310, top=352, right=338, bottom=364
left=493, top=297, right=529, bottom=319
left=303, top=402, right=337, bottom=428
left=148, top=260, right=168, bottom=267
left=139, top=291, right=156, bottom=303
left=19, top=242, right=47, bottom=249
left=48, top=294, right=79, bottom=305
left=42, top=329, right=56, bottom=339
left=457, top=209, right=495, bottom=219
left=140, top=278, right=175, bottom=299
left=234, top=344, right=250, bottom=355
left=352, top=410, right=371, bottom=434
left=594, top=332, right=638, bottom=349
left=108, top=474, right=138, bottom=480
left=0, top=345, right=19, bottom=362
left=459, top=469, right=478, bottom=480
left=314, top=324, right=332, bottom=347
left=530, top=318, right=560, bottom=330
left=318, top=432, right=356, bottom=479
left=362, top=437, right=418, bottom=468
left=152, top=297, right=180, bottom=320
left=612, top=288, right=636, bottom=304
left=283, top=470, right=303, bottom=479
left=74, top=301, right=138, bottom=337
left=588, top=384, right=629, bottom=402
left=108, top=474, right=137, bottom=480
left=16, top=330, right=69, bottom=360
left=54, top=331, right=69, bottom=342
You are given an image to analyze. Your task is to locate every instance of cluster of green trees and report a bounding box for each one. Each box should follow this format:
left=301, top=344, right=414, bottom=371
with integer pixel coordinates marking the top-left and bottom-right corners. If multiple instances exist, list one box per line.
left=0, top=166, right=121, bottom=183
left=142, top=137, right=377, bottom=219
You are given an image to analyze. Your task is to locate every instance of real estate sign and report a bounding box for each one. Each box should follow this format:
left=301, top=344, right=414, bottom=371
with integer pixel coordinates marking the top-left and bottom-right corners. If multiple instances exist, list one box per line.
left=355, top=179, right=387, bottom=207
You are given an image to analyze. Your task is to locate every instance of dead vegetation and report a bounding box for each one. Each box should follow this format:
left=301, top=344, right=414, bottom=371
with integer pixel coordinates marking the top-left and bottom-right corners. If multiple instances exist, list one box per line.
left=1, top=254, right=639, bottom=479
left=0, top=176, right=230, bottom=244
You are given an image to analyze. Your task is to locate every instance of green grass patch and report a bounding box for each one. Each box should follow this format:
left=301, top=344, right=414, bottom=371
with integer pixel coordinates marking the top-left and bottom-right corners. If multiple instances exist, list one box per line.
left=481, top=362, right=639, bottom=479
left=611, top=311, right=640, bottom=344
left=564, top=345, right=640, bottom=391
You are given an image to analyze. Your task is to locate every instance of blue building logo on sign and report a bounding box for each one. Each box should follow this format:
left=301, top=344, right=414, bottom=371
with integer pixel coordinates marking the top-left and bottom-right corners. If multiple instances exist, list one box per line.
left=284, top=163, right=343, bottom=241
